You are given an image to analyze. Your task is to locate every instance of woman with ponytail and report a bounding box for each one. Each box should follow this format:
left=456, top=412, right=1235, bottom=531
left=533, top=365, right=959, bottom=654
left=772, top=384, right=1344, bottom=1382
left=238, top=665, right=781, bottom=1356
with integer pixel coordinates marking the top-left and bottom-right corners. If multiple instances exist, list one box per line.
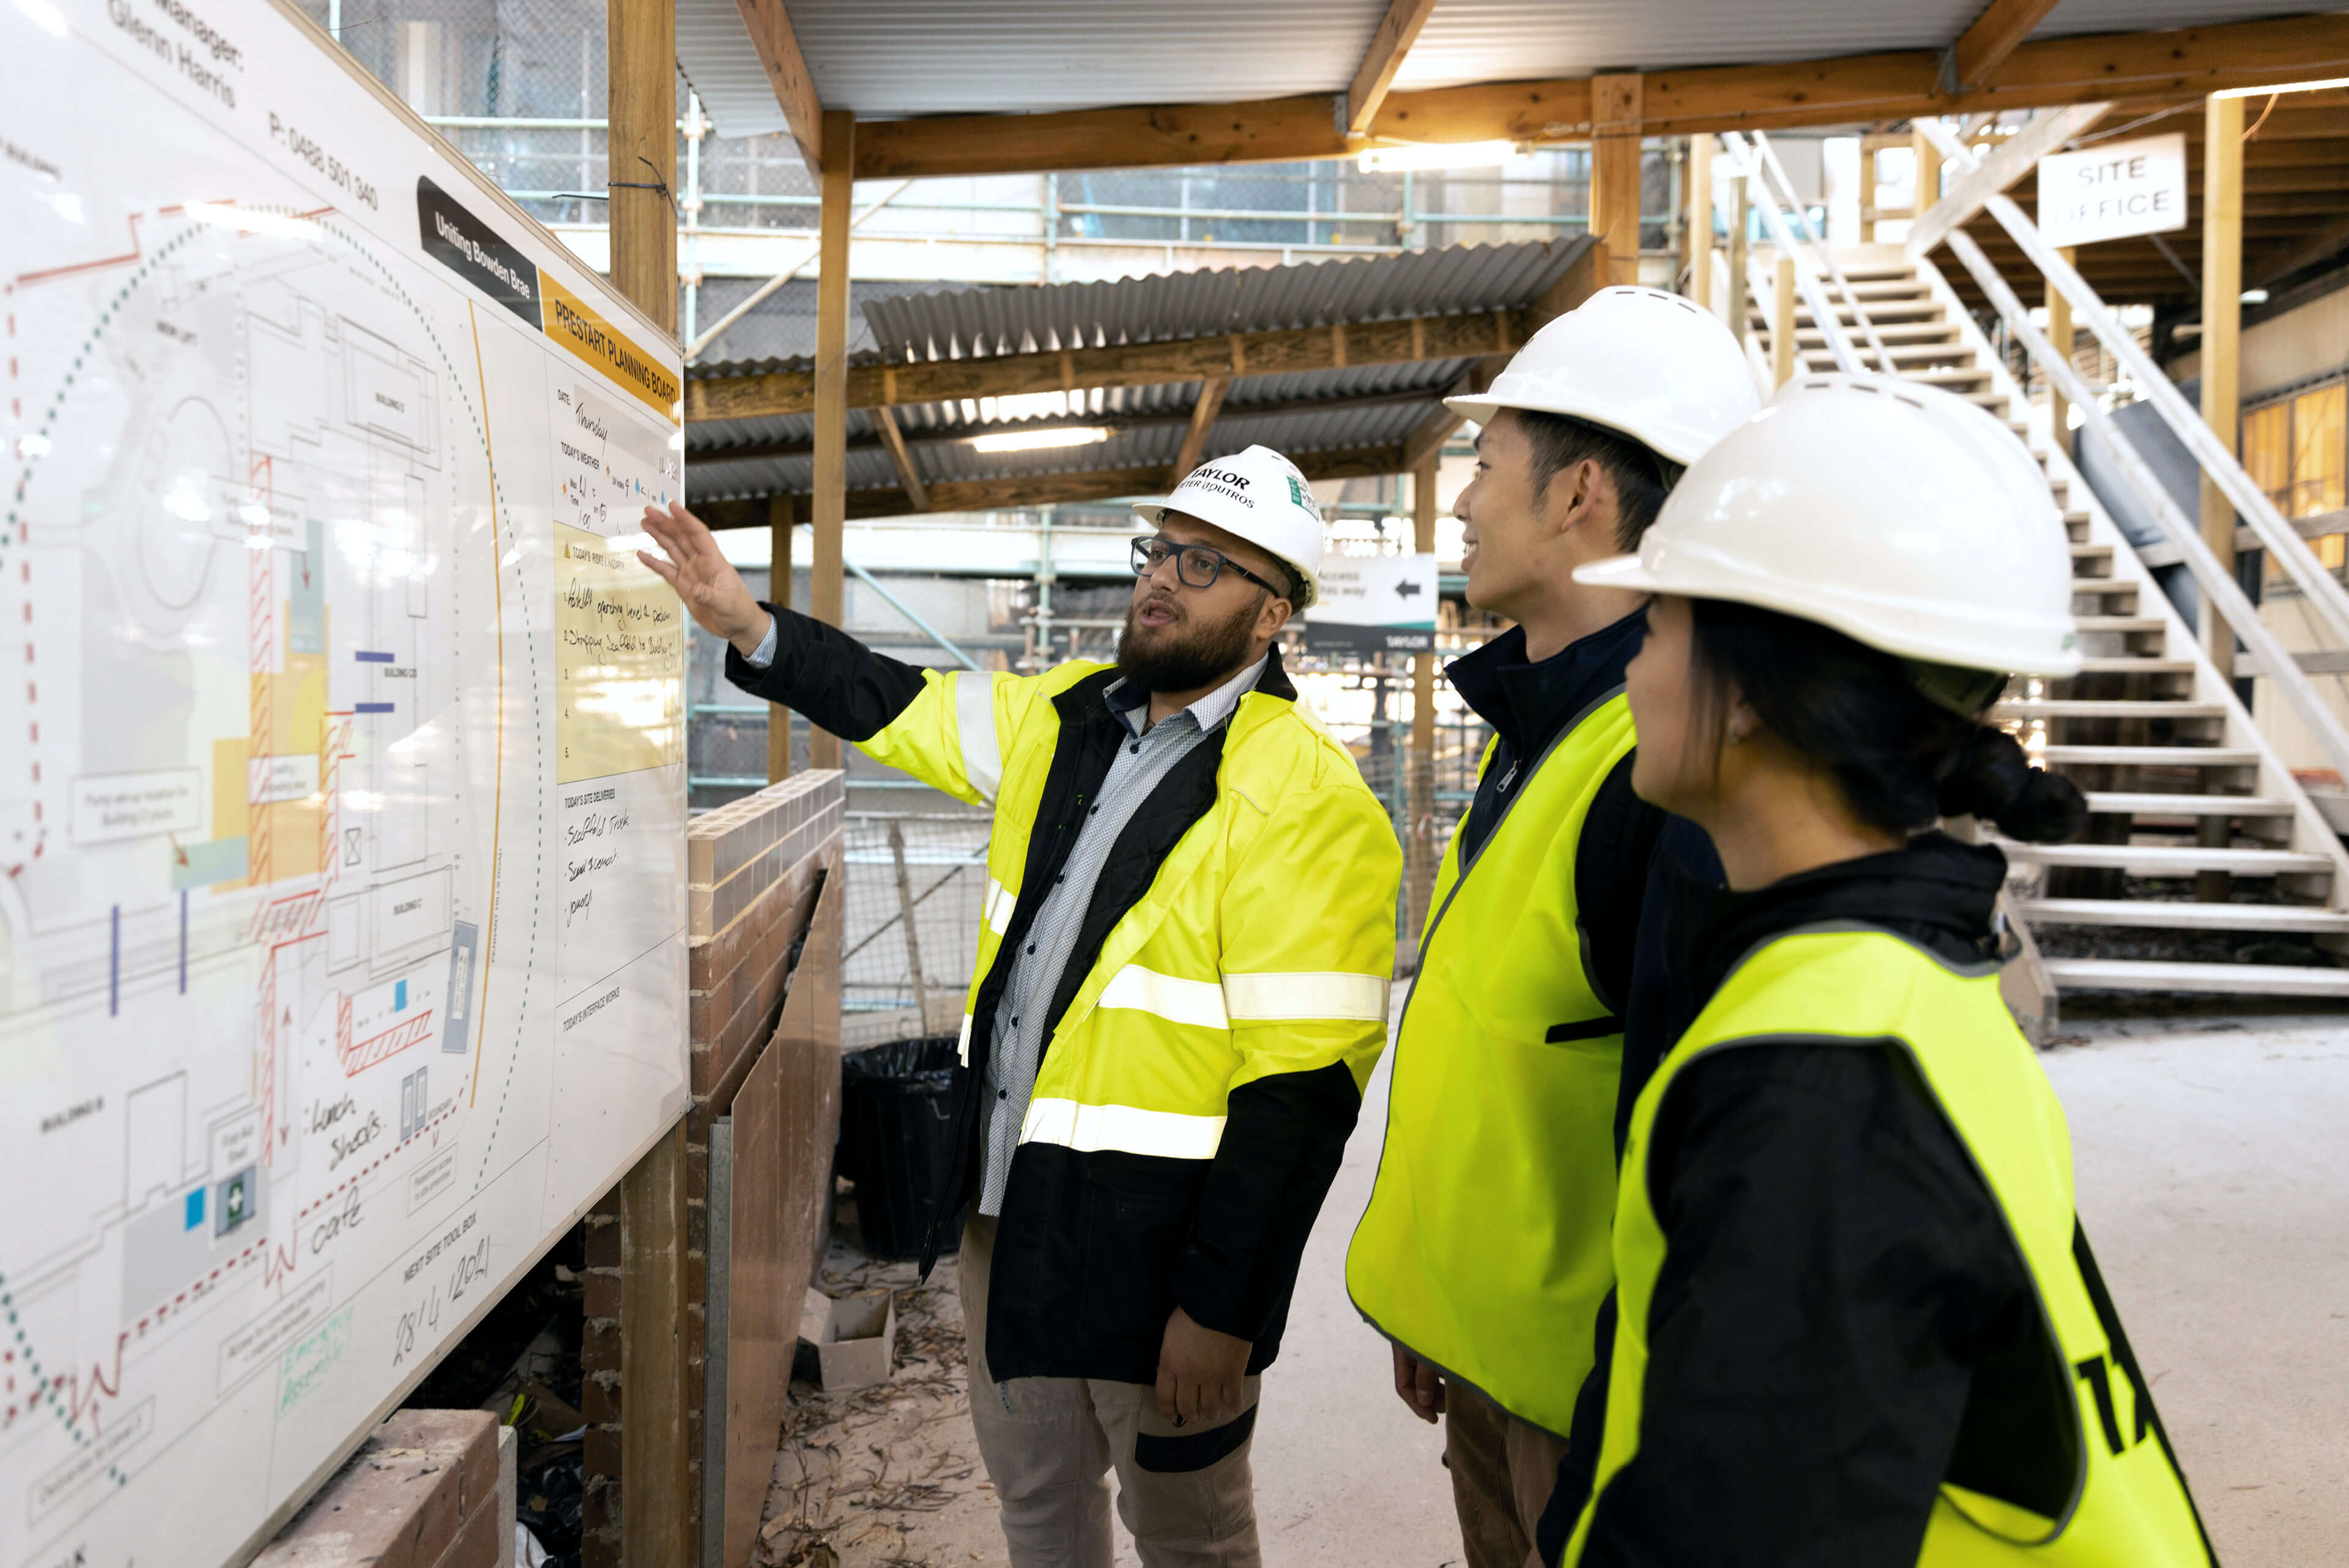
left=1541, top=377, right=2218, bottom=1568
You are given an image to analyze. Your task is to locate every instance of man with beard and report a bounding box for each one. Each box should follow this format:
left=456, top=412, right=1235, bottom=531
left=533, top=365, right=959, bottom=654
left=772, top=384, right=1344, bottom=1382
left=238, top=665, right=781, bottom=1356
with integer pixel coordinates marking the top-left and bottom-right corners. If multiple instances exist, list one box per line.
left=636, top=444, right=1398, bottom=1568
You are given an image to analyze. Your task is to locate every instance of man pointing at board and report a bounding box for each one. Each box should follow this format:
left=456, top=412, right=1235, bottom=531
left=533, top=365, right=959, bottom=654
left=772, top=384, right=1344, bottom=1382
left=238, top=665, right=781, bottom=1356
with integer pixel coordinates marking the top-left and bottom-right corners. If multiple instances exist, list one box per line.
left=639, top=447, right=1398, bottom=1568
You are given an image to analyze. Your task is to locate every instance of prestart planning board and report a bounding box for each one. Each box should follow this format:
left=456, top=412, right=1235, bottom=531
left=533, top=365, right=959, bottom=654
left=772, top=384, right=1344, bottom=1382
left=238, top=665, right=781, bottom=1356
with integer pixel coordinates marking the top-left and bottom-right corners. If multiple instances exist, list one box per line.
left=0, top=2, right=690, bottom=1562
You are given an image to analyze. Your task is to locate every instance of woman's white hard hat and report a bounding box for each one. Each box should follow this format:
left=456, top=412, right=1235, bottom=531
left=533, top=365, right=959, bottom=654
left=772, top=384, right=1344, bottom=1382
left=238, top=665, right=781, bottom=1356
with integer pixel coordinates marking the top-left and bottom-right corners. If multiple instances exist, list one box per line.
left=1572, top=372, right=2082, bottom=678
left=1132, top=444, right=1326, bottom=608
left=1446, top=286, right=1762, bottom=466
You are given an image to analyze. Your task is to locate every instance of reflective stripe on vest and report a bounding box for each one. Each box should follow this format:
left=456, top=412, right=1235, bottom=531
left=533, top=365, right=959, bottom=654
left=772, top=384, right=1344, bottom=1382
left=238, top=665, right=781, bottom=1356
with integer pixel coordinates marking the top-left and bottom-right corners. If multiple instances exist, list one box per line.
left=1097, top=964, right=1394, bottom=1031
left=1563, top=928, right=2214, bottom=1568
left=954, top=670, right=1004, bottom=802
left=1020, top=1096, right=1227, bottom=1159
left=1347, top=689, right=1637, bottom=1439
left=983, top=878, right=1017, bottom=936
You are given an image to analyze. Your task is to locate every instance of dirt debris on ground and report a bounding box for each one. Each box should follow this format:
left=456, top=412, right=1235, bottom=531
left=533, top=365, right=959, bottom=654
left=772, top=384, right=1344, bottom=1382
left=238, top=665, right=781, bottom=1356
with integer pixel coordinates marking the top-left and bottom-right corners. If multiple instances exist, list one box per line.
left=755, top=1235, right=1009, bottom=1568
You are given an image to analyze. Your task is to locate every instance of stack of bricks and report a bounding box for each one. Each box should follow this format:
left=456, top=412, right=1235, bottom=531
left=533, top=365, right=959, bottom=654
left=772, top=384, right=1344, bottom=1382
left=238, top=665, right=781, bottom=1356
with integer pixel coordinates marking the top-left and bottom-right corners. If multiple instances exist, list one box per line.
left=580, top=770, right=845, bottom=1568
left=255, top=1410, right=503, bottom=1568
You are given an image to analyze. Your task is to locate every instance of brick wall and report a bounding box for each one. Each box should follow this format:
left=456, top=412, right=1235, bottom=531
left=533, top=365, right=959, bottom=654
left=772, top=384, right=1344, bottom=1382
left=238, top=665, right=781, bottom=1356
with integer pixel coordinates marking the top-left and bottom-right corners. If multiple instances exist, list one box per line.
left=581, top=771, right=844, bottom=1568
left=256, top=1409, right=501, bottom=1568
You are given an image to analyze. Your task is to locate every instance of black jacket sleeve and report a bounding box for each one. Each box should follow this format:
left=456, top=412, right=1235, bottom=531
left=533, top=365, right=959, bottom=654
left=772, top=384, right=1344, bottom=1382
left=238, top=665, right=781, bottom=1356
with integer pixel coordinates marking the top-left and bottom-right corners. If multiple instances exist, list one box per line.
left=1574, top=1041, right=2036, bottom=1568
left=722, top=601, right=929, bottom=741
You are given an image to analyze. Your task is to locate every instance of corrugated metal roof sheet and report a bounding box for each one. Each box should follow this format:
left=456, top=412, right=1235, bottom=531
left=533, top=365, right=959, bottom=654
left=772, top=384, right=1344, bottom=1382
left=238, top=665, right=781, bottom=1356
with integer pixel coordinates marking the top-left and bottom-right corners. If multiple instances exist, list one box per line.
left=678, top=0, right=2310, bottom=125
left=691, top=237, right=1588, bottom=382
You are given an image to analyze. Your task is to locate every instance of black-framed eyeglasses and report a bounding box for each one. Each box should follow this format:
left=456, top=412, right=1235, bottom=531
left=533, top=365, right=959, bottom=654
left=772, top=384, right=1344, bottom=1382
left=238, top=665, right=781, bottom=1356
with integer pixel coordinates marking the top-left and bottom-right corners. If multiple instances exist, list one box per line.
left=1130, top=536, right=1290, bottom=599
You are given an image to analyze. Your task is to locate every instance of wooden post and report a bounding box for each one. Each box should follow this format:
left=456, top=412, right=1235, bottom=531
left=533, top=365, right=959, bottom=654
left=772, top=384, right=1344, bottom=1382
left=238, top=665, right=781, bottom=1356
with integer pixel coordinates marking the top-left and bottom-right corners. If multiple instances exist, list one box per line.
left=1772, top=254, right=1798, bottom=386
left=1724, top=177, right=1750, bottom=342
left=2047, top=248, right=2075, bottom=458
left=1687, top=134, right=1713, bottom=309
left=766, top=493, right=794, bottom=783
left=1858, top=137, right=1877, bottom=243
left=2199, top=92, right=2245, bottom=903
left=606, top=0, right=675, bottom=333
left=1406, top=459, right=1441, bottom=959
left=1912, top=126, right=1943, bottom=235
left=1590, top=74, right=1644, bottom=287
left=604, top=0, right=691, bottom=1562
left=809, top=109, right=854, bottom=773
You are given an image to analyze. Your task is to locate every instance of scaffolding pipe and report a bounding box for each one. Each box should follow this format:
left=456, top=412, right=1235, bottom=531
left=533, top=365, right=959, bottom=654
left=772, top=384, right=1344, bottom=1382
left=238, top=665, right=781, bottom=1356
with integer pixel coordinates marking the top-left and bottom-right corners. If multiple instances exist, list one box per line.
left=1942, top=227, right=2349, bottom=783
left=845, top=559, right=986, bottom=672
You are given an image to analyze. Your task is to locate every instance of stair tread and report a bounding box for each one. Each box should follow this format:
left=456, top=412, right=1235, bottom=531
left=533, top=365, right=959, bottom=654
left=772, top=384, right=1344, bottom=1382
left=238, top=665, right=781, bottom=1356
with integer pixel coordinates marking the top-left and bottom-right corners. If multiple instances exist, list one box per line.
left=2024, top=898, right=2349, bottom=931
left=2002, top=843, right=2332, bottom=872
left=2074, top=616, right=2166, bottom=631
left=2068, top=659, right=2195, bottom=674
left=1993, top=700, right=2224, bottom=719
left=2039, top=745, right=2258, bottom=766
left=2040, top=957, right=2349, bottom=995
left=2081, top=791, right=2294, bottom=815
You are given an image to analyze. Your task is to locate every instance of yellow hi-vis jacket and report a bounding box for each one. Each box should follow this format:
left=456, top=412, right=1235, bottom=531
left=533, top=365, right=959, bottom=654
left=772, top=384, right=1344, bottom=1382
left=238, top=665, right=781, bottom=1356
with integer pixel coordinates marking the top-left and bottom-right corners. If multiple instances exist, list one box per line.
left=1347, top=689, right=1638, bottom=1437
left=725, top=614, right=1398, bottom=1385
left=1565, top=927, right=2216, bottom=1567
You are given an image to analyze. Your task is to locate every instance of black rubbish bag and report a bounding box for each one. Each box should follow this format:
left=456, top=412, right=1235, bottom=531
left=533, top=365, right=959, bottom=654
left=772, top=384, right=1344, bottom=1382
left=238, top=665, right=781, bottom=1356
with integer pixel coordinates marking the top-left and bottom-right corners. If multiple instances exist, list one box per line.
left=837, top=1035, right=963, bottom=1260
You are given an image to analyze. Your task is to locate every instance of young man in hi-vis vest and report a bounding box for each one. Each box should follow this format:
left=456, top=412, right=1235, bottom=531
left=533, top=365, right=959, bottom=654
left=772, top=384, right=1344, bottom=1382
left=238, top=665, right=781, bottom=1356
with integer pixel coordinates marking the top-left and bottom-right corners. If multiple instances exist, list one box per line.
left=638, top=445, right=1398, bottom=1568
left=1346, top=288, right=1757, bottom=1568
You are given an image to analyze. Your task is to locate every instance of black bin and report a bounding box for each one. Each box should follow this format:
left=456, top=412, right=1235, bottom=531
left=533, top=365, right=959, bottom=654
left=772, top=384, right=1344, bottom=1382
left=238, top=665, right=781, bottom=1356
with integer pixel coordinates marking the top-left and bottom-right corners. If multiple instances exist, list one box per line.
left=837, top=1035, right=963, bottom=1260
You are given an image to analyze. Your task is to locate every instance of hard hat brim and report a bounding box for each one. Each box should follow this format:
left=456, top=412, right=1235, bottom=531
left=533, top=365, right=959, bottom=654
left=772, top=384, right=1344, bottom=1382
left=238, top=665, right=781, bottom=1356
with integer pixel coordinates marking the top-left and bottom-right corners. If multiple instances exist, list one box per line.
left=1444, top=395, right=1502, bottom=427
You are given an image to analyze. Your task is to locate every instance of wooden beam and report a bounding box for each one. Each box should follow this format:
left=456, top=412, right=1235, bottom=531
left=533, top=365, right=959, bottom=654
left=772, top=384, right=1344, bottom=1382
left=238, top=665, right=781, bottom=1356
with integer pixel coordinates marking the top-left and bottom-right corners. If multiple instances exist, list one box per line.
left=1590, top=75, right=1645, bottom=286
left=1346, top=0, right=1442, bottom=137
left=810, top=109, right=852, bottom=774
left=1772, top=256, right=1797, bottom=387
left=1857, top=130, right=1877, bottom=243
left=766, top=494, right=793, bottom=783
left=2046, top=247, right=2074, bottom=456
left=869, top=405, right=929, bottom=511
left=688, top=305, right=1540, bottom=423
left=1907, top=102, right=2108, bottom=256
left=852, top=15, right=2349, bottom=179
left=2201, top=92, right=2244, bottom=689
left=1168, top=377, right=1229, bottom=487
left=1950, top=0, right=2064, bottom=91
left=606, top=0, right=676, bottom=333
left=2252, top=210, right=2349, bottom=286
left=1688, top=133, right=1716, bottom=305
left=618, top=1125, right=691, bottom=1568
left=734, top=0, right=824, bottom=173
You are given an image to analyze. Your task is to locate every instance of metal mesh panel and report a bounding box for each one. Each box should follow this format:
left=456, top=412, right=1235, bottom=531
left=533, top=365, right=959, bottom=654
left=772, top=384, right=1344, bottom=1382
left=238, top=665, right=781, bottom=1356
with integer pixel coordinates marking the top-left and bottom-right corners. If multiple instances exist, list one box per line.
left=841, top=813, right=992, bottom=1050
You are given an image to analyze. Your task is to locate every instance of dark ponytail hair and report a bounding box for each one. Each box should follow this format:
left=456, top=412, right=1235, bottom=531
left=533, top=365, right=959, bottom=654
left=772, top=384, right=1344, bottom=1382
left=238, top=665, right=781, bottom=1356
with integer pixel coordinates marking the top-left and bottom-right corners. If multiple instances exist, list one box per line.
left=1688, top=598, right=2085, bottom=844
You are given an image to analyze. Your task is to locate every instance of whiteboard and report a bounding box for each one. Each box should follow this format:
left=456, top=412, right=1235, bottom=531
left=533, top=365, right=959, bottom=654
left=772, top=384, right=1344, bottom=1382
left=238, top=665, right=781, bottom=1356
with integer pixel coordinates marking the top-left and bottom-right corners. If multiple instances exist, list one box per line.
left=0, top=3, right=689, bottom=1564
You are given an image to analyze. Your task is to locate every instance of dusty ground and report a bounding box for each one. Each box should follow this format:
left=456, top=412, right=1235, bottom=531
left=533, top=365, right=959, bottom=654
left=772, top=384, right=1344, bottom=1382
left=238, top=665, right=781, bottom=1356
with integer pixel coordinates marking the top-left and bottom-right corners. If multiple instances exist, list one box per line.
left=758, top=1004, right=2349, bottom=1568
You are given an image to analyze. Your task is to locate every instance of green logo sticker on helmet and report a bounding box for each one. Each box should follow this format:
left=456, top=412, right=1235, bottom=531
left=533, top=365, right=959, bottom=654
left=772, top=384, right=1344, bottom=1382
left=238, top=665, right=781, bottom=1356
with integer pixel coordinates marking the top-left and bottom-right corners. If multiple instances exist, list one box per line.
left=1288, top=476, right=1312, bottom=510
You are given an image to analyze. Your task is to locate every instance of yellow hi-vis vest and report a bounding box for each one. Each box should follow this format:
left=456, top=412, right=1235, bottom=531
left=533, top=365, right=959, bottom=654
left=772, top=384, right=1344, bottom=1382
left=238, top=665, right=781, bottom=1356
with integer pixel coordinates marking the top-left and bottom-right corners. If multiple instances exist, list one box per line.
left=856, top=660, right=1399, bottom=1164
left=1564, top=927, right=2216, bottom=1568
left=1346, top=690, right=1637, bottom=1437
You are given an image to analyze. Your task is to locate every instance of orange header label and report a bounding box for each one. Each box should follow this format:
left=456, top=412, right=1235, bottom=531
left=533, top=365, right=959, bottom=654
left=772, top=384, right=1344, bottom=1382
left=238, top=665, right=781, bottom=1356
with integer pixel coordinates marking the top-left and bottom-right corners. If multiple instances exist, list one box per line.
left=539, top=272, right=681, bottom=420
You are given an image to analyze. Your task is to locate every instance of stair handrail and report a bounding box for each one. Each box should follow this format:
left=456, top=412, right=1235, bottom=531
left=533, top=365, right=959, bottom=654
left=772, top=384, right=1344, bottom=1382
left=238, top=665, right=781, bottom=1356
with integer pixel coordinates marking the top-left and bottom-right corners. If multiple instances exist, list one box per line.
left=1941, top=226, right=2349, bottom=782
left=1748, top=129, right=1899, bottom=374
left=1912, top=118, right=2349, bottom=653
left=1715, top=133, right=1861, bottom=375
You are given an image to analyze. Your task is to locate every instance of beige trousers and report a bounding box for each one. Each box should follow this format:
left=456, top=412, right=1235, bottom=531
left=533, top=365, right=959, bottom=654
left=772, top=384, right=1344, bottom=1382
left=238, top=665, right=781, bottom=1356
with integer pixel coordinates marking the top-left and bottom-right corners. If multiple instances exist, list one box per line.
left=958, top=1215, right=1262, bottom=1568
left=1444, top=1385, right=1572, bottom=1568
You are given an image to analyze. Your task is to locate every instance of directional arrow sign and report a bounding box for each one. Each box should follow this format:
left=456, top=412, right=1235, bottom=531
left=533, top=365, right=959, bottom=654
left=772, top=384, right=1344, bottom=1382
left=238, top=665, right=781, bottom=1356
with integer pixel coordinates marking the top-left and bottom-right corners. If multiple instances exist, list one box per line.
left=1304, top=552, right=1438, bottom=654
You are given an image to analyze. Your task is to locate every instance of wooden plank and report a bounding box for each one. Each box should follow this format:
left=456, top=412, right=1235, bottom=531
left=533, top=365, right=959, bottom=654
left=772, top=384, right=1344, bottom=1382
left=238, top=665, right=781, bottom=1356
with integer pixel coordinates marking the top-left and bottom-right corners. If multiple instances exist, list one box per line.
left=2047, top=247, right=2074, bottom=451
left=732, top=0, right=823, bottom=174
left=1951, top=0, right=2064, bottom=90
left=2201, top=92, right=2244, bottom=685
left=810, top=109, right=852, bottom=774
left=850, top=15, right=2349, bottom=178
left=766, top=494, right=792, bottom=784
left=1688, top=133, right=1715, bottom=304
left=1772, top=256, right=1797, bottom=386
left=1346, top=0, right=1442, bottom=137
left=619, top=1123, right=691, bottom=1568
left=688, top=306, right=1541, bottom=423
left=1168, top=377, right=1228, bottom=487
left=606, top=0, right=676, bottom=333
left=1856, top=128, right=1877, bottom=243
left=869, top=405, right=929, bottom=511
left=1590, top=75, right=1644, bottom=286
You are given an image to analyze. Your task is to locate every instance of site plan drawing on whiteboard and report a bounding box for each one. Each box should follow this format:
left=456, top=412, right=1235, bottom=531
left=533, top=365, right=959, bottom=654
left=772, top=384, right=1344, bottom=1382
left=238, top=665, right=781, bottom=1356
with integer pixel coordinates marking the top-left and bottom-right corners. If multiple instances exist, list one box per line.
left=0, top=3, right=688, bottom=1564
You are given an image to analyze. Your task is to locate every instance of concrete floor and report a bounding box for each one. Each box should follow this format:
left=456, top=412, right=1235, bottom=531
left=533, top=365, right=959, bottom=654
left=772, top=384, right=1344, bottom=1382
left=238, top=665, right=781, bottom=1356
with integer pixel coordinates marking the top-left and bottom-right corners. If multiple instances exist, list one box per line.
left=2041, top=1013, right=2349, bottom=1568
left=797, top=1006, right=2349, bottom=1567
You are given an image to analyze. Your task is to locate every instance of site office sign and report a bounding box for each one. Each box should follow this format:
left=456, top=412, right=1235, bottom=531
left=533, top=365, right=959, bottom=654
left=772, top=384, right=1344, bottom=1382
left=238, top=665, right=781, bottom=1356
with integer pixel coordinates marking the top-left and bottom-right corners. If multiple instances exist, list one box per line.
left=2036, top=133, right=2188, bottom=249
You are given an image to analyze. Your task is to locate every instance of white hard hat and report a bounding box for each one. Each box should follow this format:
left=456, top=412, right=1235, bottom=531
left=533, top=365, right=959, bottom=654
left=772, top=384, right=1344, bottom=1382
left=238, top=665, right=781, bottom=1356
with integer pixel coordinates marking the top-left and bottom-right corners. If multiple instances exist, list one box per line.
left=1573, top=373, right=2081, bottom=678
left=1132, top=444, right=1326, bottom=608
left=1446, top=286, right=1762, bottom=466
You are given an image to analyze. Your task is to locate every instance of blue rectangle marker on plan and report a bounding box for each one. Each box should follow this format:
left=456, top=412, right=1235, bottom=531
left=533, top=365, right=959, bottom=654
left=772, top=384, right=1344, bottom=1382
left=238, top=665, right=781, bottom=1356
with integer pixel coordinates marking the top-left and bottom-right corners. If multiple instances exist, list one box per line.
left=184, top=1187, right=205, bottom=1231
left=355, top=702, right=395, bottom=714
left=354, top=650, right=395, bottom=662
left=395, top=978, right=408, bottom=1012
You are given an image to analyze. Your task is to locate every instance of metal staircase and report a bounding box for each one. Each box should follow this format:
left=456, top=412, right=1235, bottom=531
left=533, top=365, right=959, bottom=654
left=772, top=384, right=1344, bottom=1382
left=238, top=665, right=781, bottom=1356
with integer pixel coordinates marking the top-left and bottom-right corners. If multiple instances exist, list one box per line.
left=1751, top=246, right=2349, bottom=1002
